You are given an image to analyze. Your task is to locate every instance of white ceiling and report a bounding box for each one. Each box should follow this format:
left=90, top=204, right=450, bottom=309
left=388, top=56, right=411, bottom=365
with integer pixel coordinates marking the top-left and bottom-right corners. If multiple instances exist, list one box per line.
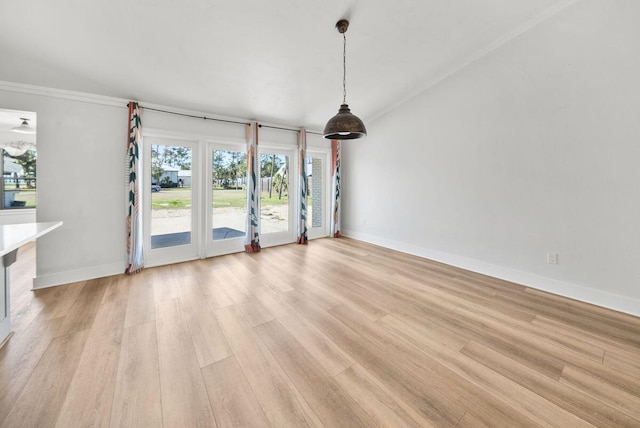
left=0, top=0, right=574, bottom=130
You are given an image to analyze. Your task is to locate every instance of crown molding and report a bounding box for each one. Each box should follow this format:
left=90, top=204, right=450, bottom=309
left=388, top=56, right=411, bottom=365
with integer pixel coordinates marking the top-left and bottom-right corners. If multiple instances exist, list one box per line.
left=0, top=80, right=127, bottom=107
left=0, top=80, right=323, bottom=134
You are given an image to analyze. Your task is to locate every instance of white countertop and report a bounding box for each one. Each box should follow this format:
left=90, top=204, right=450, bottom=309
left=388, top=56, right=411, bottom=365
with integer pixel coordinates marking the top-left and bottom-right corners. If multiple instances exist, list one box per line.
left=0, top=222, right=63, bottom=257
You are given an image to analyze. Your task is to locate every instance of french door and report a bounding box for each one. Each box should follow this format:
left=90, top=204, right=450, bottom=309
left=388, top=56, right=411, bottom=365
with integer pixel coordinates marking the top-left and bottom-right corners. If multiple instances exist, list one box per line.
left=259, top=147, right=296, bottom=247
left=143, top=137, right=199, bottom=267
left=143, top=134, right=328, bottom=266
left=206, top=142, right=247, bottom=257
left=305, top=151, right=330, bottom=239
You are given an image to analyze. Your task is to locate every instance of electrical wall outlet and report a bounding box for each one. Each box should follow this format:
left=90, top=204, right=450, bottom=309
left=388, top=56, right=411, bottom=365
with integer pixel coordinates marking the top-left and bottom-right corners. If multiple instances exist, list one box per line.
left=547, top=252, right=558, bottom=265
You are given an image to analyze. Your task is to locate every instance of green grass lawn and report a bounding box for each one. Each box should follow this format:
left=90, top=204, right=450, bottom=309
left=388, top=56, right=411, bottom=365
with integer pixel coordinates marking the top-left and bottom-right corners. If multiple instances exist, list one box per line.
left=151, top=187, right=193, bottom=209
left=151, top=187, right=294, bottom=210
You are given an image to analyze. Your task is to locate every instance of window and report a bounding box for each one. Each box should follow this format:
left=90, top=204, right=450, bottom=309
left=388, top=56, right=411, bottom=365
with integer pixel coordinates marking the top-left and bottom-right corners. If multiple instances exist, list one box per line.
left=260, top=152, right=290, bottom=235
left=0, top=109, right=37, bottom=210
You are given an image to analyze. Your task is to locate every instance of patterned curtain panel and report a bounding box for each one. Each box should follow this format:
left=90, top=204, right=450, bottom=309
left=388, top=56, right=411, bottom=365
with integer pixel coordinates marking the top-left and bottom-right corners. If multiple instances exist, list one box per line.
left=296, top=129, right=308, bottom=244
left=330, top=140, right=342, bottom=238
left=125, top=102, right=144, bottom=274
left=245, top=122, right=261, bottom=253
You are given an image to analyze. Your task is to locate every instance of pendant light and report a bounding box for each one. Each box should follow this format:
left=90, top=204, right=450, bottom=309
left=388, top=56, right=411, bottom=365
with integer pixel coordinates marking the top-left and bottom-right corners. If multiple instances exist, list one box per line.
left=11, top=118, right=36, bottom=134
left=323, top=19, right=367, bottom=140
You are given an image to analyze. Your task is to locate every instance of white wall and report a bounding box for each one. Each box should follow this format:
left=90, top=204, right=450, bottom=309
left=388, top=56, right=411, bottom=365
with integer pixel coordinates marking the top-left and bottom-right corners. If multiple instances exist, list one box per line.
left=0, top=210, right=36, bottom=225
left=0, top=87, right=128, bottom=287
left=342, top=0, right=640, bottom=315
left=0, top=84, right=326, bottom=287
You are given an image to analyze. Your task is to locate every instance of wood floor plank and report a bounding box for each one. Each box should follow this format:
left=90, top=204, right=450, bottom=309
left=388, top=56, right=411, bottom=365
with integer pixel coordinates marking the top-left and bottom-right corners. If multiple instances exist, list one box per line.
left=1, top=330, right=89, bottom=428
left=156, top=298, right=217, bottom=427
left=254, top=287, right=354, bottom=376
left=533, top=315, right=640, bottom=364
left=214, top=305, right=322, bottom=428
left=101, top=274, right=131, bottom=304
left=457, top=412, right=492, bottom=428
left=124, top=270, right=156, bottom=329
left=110, top=321, right=162, bottom=428
left=288, top=275, right=343, bottom=310
left=192, top=260, right=235, bottom=309
left=216, top=268, right=254, bottom=305
left=10, top=284, right=47, bottom=334
left=603, top=350, right=640, bottom=379
left=281, top=290, right=468, bottom=427
left=202, top=355, right=270, bottom=428
left=3, top=238, right=640, bottom=427
left=378, top=313, right=468, bottom=352
left=235, top=299, right=275, bottom=327
left=254, top=318, right=375, bottom=427
left=0, top=315, right=64, bottom=425
left=334, top=364, right=435, bottom=428
left=37, top=280, right=86, bottom=321
left=152, top=265, right=181, bottom=303
left=461, top=340, right=639, bottom=427
left=55, top=299, right=127, bottom=427
left=378, top=313, right=591, bottom=427
left=328, top=303, right=541, bottom=428
left=560, top=364, right=640, bottom=422
left=180, top=282, right=233, bottom=368
left=55, top=277, right=108, bottom=337
left=495, top=291, right=640, bottom=347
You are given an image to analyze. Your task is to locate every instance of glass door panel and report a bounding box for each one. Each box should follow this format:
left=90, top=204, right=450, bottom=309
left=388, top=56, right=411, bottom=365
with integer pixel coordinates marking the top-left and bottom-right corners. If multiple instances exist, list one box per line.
left=150, top=144, right=193, bottom=248
left=144, top=138, right=198, bottom=266
left=259, top=149, right=295, bottom=246
left=306, top=152, right=329, bottom=239
left=207, top=143, right=247, bottom=256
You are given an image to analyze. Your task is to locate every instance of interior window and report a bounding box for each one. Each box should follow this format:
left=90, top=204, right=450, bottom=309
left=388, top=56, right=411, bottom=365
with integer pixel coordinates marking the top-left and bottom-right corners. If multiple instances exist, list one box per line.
left=0, top=109, right=37, bottom=209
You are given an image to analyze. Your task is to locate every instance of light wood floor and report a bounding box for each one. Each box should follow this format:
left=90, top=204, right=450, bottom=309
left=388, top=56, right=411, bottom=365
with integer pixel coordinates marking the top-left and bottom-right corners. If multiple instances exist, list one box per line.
left=1, top=238, right=640, bottom=427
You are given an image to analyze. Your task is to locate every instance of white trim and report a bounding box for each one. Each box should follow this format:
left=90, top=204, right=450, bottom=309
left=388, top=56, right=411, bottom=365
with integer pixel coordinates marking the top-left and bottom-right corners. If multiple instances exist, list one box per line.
left=33, top=260, right=124, bottom=290
left=306, top=149, right=331, bottom=239
left=0, top=80, right=324, bottom=134
left=206, top=141, right=248, bottom=258
left=0, top=209, right=36, bottom=226
left=143, top=254, right=199, bottom=269
left=142, top=137, right=200, bottom=266
left=258, top=146, right=297, bottom=247
left=0, top=81, right=126, bottom=107
left=366, top=0, right=581, bottom=124
left=342, top=228, right=640, bottom=317
left=0, top=209, right=36, bottom=217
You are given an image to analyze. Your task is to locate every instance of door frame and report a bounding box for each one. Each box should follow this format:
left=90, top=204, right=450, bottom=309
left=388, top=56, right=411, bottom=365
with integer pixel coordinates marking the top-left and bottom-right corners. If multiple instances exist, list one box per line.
left=305, top=149, right=331, bottom=240
left=258, top=143, right=298, bottom=248
left=142, top=133, right=200, bottom=267
left=205, top=140, right=249, bottom=257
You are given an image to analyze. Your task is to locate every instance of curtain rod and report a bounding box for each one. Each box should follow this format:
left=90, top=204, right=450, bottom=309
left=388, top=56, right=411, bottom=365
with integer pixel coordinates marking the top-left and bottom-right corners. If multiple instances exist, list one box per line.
left=133, top=104, right=323, bottom=136
left=259, top=124, right=323, bottom=136
left=138, top=105, right=249, bottom=126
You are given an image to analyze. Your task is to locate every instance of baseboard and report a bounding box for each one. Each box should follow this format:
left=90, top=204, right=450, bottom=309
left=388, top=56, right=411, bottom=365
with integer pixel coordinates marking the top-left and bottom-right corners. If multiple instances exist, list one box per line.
left=342, top=228, right=640, bottom=317
left=32, top=261, right=125, bottom=290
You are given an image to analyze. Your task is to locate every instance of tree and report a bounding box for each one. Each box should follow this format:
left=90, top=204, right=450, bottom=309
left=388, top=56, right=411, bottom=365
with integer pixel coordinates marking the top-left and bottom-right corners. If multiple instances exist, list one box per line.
left=260, top=154, right=283, bottom=197
left=150, top=145, right=164, bottom=185
left=6, top=150, right=37, bottom=189
left=172, top=147, right=191, bottom=170
left=277, top=156, right=289, bottom=199
left=212, top=151, right=225, bottom=188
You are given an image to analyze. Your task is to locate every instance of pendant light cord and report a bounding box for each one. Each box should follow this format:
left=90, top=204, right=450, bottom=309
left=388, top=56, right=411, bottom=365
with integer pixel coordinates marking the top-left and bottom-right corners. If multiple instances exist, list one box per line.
left=343, top=33, right=347, bottom=104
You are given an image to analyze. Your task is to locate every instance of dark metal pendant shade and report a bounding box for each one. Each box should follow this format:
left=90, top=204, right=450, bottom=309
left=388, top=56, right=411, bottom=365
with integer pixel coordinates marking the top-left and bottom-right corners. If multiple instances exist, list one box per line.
left=323, top=19, right=366, bottom=140
left=323, top=104, right=367, bottom=140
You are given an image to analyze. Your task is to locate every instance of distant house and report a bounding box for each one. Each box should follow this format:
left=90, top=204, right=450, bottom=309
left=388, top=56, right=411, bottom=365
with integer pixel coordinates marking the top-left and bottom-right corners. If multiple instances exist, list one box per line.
left=3, top=158, right=23, bottom=175
left=178, top=170, right=191, bottom=187
left=157, top=165, right=179, bottom=187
